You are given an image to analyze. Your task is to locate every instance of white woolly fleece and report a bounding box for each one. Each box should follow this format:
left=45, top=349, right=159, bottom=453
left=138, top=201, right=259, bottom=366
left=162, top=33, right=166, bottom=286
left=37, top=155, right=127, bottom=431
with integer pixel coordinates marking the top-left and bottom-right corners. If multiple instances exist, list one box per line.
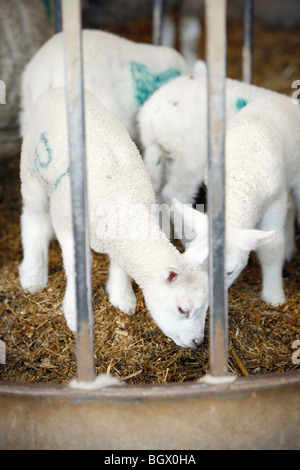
left=225, top=92, right=300, bottom=228
left=19, top=88, right=208, bottom=349
left=20, top=29, right=191, bottom=142
left=171, top=93, right=300, bottom=307
left=137, top=74, right=278, bottom=205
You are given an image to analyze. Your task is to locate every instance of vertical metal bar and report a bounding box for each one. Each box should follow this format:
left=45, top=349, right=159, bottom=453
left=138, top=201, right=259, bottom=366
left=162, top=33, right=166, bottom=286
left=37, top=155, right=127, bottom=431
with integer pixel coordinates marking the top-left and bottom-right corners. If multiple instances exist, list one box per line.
left=55, top=0, right=62, bottom=33
left=242, top=0, right=254, bottom=83
left=62, top=0, right=94, bottom=382
left=205, top=0, right=228, bottom=377
left=152, top=0, right=164, bottom=45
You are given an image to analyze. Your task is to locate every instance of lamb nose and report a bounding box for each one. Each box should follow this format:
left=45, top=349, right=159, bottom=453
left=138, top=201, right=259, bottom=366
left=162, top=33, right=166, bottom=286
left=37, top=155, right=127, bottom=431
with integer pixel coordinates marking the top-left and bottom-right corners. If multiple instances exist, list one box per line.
left=193, top=338, right=202, bottom=348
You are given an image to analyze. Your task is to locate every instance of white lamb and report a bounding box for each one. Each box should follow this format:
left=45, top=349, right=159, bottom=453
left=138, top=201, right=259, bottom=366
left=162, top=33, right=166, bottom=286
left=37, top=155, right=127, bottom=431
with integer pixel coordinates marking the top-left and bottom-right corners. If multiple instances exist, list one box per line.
left=20, top=29, right=191, bottom=143
left=19, top=87, right=209, bottom=349
left=138, top=74, right=277, bottom=207
left=172, top=93, right=300, bottom=307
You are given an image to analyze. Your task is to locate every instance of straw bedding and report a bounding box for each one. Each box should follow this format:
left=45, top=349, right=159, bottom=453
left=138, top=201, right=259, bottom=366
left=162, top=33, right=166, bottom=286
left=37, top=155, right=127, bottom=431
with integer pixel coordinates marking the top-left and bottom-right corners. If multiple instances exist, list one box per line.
left=0, top=16, right=299, bottom=385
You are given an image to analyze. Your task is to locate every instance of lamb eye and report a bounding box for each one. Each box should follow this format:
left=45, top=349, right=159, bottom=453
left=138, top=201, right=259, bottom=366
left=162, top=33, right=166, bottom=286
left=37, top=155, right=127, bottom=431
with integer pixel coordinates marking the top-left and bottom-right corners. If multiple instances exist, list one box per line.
left=227, top=269, right=235, bottom=276
left=178, top=306, right=190, bottom=317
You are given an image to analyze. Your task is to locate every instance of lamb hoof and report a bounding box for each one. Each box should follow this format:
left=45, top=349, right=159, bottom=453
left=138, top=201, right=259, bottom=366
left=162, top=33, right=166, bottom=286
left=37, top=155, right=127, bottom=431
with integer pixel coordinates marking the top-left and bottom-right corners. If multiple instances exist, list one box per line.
left=261, top=291, right=285, bottom=307
left=285, top=244, right=297, bottom=262
left=62, top=303, right=77, bottom=332
left=19, top=265, right=48, bottom=293
left=62, top=295, right=77, bottom=333
left=108, top=291, right=137, bottom=316
left=65, top=314, right=76, bottom=332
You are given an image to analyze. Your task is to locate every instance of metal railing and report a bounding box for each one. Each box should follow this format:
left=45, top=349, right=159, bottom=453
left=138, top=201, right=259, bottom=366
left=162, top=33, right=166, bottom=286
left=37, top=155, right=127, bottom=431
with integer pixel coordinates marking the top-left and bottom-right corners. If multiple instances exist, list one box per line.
left=62, top=0, right=94, bottom=384
left=242, top=0, right=254, bottom=84
left=205, top=0, right=228, bottom=379
left=62, top=0, right=253, bottom=384
left=152, top=0, right=164, bottom=45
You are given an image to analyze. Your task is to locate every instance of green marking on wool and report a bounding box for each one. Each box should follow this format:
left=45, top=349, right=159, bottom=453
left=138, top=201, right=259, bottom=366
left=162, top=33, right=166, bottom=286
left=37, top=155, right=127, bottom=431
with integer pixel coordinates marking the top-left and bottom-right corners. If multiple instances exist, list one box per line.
left=235, top=97, right=248, bottom=111
left=131, top=61, right=181, bottom=106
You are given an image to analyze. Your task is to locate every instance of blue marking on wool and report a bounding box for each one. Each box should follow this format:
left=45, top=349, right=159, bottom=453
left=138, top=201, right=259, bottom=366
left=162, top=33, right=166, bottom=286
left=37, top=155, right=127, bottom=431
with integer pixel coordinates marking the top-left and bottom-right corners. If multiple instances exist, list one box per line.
left=34, top=132, right=70, bottom=189
left=235, top=97, right=248, bottom=111
left=35, top=132, right=52, bottom=169
left=130, top=61, right=181, bottom=106
left=54, top=167, right=70, bottom=188
left=34, top=132, right=52, bottom=186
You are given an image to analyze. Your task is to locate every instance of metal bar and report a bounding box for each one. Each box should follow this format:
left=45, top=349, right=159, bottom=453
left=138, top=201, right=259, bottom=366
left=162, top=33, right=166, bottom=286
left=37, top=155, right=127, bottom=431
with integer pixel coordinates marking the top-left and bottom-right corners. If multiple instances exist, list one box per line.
left=55, top=0, right=62, bottom=33
left=152, top=0, right=164, bottom=45
left=205, top=0, right=228, bottom=377
left=62, top=0, right=94, bottom=382
left=242, top=0, right=254, bottom=83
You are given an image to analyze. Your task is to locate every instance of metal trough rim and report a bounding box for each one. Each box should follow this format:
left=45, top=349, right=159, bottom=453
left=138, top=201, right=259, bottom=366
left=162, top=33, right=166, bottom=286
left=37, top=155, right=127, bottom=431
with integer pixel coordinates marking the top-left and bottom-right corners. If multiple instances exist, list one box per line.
left=1, top=369, right=300, bottom=399
left=1, top=371, right=300, bottom=450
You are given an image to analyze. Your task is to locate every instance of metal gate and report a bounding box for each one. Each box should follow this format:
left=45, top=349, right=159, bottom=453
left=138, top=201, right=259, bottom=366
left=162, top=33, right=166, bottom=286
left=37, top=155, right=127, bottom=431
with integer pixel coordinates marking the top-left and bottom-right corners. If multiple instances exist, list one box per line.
left=0, top=0, right=299, bottom=450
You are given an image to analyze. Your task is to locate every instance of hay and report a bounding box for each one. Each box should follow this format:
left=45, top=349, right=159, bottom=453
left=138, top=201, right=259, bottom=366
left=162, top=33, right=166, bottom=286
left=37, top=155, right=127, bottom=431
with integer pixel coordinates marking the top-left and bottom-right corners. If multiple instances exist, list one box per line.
left=0, top=17, right=299, bottom=385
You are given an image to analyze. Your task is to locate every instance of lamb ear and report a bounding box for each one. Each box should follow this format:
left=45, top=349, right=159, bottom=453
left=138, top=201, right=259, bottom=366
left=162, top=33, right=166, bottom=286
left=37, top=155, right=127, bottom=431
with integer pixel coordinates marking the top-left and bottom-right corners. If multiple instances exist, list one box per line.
left=164, top=267, right=180, bottom=283
left=171, top=198, right=208, bottom=240
left=237, top=229, right=275, bottom=252
left=184, top=238, right=209, bottom=265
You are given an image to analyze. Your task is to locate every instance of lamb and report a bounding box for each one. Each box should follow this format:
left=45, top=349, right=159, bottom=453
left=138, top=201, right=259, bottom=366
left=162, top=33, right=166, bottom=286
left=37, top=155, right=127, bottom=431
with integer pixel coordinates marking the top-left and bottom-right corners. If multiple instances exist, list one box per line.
left=172, top=93, right=300, bottom=306
left=138, top=74, right=277, bottom=207
left=20, top=29, right=191, bottom=143
left=19, top=87, right=209, bottom=349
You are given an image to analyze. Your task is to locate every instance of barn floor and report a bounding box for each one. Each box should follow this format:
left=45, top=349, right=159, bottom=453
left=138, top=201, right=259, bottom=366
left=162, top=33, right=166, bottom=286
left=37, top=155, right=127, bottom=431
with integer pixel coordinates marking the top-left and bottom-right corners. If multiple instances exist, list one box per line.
left=0, top=16, right=299, bottom=385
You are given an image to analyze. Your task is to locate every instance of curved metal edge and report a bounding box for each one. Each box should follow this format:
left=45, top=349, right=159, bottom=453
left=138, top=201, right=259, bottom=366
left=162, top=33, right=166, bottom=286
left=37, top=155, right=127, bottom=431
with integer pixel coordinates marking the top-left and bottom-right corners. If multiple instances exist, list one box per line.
left=1, top=371, right=300, bottom=450
left=0, top=369, right=299, bottom=400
